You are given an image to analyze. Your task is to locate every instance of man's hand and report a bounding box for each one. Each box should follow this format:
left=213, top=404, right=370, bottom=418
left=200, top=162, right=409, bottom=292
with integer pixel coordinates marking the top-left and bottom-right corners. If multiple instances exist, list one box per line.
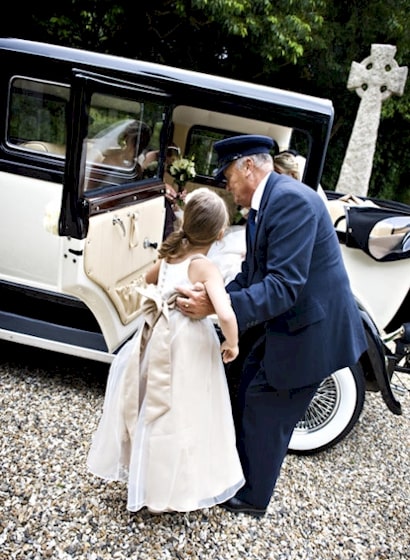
left=176, top=282, right=215, bottom=318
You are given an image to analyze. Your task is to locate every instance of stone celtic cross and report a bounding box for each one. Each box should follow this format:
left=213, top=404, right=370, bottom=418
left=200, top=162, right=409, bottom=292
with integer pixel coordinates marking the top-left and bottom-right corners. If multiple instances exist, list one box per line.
left=335, top=44, right=408, bottom=196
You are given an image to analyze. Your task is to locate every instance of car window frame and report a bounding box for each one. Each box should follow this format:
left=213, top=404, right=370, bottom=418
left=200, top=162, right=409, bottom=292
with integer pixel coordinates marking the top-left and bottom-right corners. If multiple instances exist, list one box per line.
left=61, top=69, right=173, bottom=239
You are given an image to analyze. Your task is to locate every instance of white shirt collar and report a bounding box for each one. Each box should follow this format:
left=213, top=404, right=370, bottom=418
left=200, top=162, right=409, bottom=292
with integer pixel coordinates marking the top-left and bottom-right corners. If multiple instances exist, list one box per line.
left=250, top=172, right=270, bottom=212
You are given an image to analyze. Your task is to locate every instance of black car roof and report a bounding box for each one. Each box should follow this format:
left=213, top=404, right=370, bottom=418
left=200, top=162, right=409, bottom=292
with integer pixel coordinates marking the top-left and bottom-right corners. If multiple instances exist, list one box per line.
left=0, top=38, right=333, bottom=120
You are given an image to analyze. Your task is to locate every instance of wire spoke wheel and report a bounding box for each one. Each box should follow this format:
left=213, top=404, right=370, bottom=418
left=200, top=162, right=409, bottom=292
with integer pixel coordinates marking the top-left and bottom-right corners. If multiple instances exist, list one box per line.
left=288, top=364, right=365, bottom=455
left=297, top=377, right=339, bottom=431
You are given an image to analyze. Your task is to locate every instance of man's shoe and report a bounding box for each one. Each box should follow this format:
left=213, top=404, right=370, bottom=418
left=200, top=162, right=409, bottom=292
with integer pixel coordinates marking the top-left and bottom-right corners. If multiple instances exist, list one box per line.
left=221, top=497, right=266, bottom=517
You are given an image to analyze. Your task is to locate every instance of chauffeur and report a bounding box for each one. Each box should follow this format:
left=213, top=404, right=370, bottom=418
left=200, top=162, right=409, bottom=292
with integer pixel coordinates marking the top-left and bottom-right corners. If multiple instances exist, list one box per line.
left=176, top=135, right=368, bottom=517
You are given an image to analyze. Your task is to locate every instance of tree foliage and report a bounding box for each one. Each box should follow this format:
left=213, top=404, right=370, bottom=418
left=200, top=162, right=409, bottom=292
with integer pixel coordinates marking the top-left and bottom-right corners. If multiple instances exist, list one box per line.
left=1, top=0, right=409, bottom=202
left=177, top=0, right=326, bottom=66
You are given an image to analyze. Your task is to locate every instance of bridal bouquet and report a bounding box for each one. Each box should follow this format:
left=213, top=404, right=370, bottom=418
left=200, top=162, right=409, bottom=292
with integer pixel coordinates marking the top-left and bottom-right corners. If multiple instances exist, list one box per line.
left=168, top=155, right=196, bottom=190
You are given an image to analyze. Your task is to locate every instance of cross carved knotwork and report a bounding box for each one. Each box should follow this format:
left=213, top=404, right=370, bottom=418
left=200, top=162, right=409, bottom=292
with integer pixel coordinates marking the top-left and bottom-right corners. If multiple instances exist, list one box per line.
left=335, top=44, right=408, bottom=196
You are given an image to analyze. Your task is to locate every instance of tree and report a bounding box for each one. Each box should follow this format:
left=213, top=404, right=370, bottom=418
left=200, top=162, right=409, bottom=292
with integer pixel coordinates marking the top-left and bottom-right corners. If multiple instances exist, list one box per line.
left=2, top=0, right=408, bottom=202
left=295, top=0, right=410, bottom=202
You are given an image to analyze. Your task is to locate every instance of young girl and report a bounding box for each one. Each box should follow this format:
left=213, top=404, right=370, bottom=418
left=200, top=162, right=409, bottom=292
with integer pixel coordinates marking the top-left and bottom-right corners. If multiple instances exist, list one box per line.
left=87, top=187, right=244, bottom=513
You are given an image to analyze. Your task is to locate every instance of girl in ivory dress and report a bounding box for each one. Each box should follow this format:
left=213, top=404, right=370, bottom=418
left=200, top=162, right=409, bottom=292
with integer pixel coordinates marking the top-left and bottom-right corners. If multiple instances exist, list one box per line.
left=87, top=187, right=244, bottom=513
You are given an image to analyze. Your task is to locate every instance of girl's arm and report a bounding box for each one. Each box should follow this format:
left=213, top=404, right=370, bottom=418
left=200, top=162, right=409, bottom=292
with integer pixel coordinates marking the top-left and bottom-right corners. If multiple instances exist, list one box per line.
left=188, top=258, right=239, bottom=363
left=145, top=259, right=161, bottom=285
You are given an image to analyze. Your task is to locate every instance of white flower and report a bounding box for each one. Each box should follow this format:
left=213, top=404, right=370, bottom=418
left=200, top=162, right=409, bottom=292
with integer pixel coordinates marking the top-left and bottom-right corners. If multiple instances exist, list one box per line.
left=43, top=200, right=60, bottom=236
left=168, top=156, right=196, bottom=188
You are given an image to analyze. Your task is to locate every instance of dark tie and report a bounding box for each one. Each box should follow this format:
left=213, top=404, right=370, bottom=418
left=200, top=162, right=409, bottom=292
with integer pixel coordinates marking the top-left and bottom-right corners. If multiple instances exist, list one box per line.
left=248, top=208, right=257, bottom=244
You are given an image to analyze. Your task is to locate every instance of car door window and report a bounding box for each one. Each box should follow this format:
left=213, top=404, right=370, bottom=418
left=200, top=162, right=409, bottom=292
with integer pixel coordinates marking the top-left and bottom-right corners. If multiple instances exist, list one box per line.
left=85, top=92, right=167, bottom=190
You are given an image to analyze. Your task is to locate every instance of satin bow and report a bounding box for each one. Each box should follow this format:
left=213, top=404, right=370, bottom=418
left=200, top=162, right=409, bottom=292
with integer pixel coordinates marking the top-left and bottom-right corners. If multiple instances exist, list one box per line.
left=122, top=285, right=178, bottom=440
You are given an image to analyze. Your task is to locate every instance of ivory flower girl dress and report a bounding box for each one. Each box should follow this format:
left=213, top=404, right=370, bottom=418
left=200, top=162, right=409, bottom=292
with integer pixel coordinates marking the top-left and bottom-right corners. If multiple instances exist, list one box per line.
left=87, top=255, right=244, bottom=513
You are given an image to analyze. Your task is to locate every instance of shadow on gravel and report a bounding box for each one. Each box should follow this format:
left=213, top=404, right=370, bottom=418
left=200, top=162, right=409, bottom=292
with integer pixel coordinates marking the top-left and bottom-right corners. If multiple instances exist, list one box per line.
left=0, top=340, right=110, bottom=392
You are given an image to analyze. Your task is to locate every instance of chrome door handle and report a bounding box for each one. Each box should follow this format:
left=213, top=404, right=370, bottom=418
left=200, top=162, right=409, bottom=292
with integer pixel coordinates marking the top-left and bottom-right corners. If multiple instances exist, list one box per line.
left=112, top=216, right=126, bottom=236
left=143, top=238, right=158, bottom=249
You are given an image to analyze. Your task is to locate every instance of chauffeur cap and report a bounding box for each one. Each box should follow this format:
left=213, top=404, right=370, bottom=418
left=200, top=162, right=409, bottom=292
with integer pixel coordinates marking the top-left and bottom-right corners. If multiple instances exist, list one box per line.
left=213, top=134, right=278, bottom=182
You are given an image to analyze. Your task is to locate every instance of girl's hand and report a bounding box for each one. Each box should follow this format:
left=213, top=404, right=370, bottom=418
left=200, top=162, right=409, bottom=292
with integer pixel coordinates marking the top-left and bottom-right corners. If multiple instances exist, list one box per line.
left=221, top=341, right=239, bottom=363
left=165, top=184, right=178, bottom=202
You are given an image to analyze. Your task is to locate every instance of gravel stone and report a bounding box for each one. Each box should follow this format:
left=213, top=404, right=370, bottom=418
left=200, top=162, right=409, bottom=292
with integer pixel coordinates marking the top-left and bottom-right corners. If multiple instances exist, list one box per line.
left=0, top=341, right=409, bottom=560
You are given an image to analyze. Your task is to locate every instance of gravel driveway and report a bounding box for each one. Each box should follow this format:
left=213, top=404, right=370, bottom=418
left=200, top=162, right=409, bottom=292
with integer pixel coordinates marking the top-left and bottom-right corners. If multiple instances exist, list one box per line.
left=1, top=341, right=409, bottom=560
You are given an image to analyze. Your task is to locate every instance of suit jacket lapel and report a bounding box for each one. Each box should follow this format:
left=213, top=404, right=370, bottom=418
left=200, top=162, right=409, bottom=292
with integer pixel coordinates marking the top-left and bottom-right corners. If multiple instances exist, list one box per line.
left=247, top=173, right=274, bottom=277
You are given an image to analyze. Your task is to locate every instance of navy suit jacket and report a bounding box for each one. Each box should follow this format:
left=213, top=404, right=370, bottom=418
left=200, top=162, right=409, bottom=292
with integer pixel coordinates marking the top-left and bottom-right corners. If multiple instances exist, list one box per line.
left=227, top=172, right=368, bottom=389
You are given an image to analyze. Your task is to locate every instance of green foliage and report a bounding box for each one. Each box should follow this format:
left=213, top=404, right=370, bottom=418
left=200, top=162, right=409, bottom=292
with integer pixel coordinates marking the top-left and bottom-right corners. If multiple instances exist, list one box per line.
left=284, top=0, right=410, bottom=204
left=370, top=113, right=410, bottom=204
left=179, top=0, right=326, bottom=66
left=38, top=1, right=127, bottom=51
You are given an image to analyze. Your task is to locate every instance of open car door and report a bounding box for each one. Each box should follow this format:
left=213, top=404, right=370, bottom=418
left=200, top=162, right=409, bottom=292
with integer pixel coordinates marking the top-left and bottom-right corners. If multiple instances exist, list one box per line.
left=59, top=71, right=171, bottom=353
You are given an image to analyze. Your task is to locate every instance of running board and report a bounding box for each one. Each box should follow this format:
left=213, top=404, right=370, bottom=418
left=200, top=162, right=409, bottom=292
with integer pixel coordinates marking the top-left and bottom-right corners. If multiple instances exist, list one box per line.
left=0, top=311, right=114, bottom=363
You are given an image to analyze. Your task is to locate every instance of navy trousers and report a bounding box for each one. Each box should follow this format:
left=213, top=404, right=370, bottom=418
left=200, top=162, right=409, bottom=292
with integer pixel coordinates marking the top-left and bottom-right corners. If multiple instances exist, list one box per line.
left=227, top=329, right=320, bottom=509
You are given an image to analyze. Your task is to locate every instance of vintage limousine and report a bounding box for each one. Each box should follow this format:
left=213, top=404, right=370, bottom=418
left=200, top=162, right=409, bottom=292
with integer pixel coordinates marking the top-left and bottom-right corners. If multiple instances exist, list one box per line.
left=0, top=38, right=409, bottom=454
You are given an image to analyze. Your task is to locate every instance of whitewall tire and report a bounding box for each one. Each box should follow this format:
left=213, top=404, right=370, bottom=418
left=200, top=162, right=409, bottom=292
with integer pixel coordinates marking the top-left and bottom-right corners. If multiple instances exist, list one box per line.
left=288, top=364, right=365, bottom=455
